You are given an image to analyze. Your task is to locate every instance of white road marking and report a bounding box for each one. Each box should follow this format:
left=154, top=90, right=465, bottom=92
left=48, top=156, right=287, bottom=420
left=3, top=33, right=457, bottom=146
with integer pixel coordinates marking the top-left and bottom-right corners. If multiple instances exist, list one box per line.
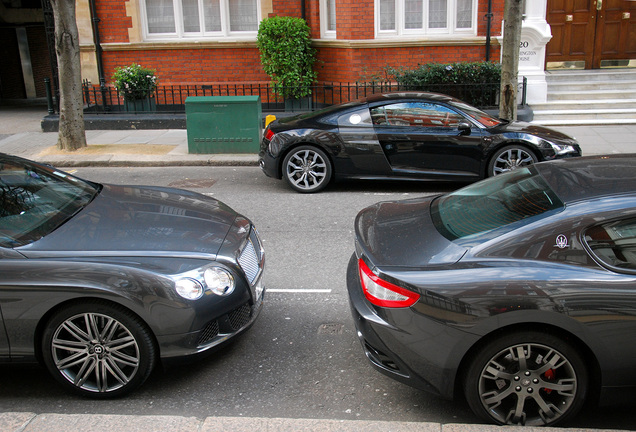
left=267, top=289, right=332, bottom=293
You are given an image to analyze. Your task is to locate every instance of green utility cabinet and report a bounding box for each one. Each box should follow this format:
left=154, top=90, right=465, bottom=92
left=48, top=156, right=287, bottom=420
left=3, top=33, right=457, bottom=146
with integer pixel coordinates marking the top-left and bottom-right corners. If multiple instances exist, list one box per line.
left=186, top=96, right=261, bottom=154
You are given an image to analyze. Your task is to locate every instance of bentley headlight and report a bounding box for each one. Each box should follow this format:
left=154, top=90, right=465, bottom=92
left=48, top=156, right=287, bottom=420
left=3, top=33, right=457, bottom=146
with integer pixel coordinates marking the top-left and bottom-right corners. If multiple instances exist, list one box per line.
left=204, top=267, right=235, bottom=296
left=175, top=278, right=204, bottom=300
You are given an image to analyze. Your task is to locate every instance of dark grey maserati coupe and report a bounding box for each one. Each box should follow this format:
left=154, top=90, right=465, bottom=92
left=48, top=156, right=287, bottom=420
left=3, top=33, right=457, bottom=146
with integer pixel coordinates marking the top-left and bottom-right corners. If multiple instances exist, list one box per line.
left=347, top=154, right=636, bottom=426
left=259, top=92, right=581, bottom=193
left=0, top=153, right=265, bottom=397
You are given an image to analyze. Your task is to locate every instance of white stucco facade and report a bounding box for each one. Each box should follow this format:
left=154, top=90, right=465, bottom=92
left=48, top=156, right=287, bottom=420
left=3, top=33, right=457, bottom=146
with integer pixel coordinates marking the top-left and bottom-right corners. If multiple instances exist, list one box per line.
left=498, top=0, right=551, bottom=104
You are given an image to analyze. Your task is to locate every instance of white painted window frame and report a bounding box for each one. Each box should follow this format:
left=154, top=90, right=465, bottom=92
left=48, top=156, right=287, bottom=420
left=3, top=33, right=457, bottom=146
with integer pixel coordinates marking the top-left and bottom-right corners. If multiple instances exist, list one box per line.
left=140, top=0, right=261, bottom=40
left=374, top=0, right=477, bottom=39
left=320, top=0, right=337, bottom=39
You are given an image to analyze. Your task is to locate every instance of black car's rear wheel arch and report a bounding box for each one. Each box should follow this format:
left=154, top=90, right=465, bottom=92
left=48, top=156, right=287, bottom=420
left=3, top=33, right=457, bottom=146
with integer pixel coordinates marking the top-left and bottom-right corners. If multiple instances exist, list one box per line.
left=463, top=330, right=589, bottom=426
left=487, top=144, right=539, bottom=177
left=41, top=300, right=157, bottom=398
left=281, top=145, right=333, bottom=193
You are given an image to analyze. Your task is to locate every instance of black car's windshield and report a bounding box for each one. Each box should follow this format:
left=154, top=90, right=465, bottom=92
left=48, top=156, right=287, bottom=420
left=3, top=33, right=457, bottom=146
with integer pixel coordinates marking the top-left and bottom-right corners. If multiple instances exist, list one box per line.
left=431, top=167, right=564, bottom=242
left=448, top=100, right=503, bottom=128
left=0, top=159, right=99, bottom=247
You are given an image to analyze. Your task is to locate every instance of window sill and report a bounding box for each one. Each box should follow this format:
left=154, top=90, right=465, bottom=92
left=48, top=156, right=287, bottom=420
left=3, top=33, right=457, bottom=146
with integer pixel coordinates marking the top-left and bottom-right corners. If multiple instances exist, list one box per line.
left=313, top=36, right=495, bottom=49
left=95, top=39, right=258, bottom=51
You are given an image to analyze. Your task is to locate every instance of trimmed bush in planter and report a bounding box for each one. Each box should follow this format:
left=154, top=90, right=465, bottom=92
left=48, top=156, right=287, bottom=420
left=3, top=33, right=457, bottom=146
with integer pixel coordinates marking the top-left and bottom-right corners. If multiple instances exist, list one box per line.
left=112, top=63, right=158, bottom=102
left=257, top=16, right=317, bottom=100
left=387, top=62, right=501, bottom=107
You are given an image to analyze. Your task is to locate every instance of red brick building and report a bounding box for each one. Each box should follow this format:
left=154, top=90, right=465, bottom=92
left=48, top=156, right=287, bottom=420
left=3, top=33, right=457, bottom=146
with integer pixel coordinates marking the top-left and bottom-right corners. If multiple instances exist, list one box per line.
left=2, top=0, right=635, bottom=105
left=75, top=0, right=503, bottom=86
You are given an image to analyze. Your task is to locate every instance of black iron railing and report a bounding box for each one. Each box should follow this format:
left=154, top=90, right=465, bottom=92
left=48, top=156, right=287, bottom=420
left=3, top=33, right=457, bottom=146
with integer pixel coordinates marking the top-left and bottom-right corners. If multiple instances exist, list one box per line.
left=76, top=80, right=524, bottom=115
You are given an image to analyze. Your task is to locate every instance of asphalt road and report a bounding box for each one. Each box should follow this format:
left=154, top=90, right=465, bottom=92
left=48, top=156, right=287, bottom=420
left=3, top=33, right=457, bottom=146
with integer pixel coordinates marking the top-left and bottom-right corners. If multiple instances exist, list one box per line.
left=1, top=166, right=635, bottom=430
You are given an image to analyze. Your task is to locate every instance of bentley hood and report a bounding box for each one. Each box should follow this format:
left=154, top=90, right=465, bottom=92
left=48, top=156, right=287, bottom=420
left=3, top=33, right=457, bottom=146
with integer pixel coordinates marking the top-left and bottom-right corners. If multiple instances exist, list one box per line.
left=354, top=196, right=467, bottom=268
left=19, top=184, right=239, bottom=258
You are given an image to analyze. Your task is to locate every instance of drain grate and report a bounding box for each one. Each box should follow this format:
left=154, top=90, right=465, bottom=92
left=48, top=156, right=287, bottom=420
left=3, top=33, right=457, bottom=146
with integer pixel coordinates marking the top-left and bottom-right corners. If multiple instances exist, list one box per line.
left=318, top=323, right=345, bottom=335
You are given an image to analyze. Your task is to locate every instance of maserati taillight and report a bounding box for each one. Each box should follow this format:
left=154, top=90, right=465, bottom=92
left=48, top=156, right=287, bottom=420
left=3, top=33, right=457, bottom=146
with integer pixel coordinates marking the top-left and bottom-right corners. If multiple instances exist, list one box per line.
left=358, top=259, right=420, bottom=308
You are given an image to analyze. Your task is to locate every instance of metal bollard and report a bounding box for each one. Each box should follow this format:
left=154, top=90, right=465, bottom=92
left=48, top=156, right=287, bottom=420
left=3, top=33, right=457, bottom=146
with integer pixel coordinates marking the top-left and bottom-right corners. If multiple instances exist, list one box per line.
left=44, top=78, right=54, bottom=115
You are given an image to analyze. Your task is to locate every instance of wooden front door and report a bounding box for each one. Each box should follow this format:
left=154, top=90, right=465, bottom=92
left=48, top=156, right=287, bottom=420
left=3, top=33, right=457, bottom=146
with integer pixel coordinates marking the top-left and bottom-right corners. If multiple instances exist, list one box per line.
left=546, top=0, right=636, bottom=69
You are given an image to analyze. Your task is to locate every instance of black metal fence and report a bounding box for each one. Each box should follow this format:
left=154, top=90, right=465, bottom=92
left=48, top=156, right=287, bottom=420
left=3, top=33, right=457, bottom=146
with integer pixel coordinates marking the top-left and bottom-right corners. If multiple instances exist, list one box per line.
left=78, top=80, right=524, bottom=115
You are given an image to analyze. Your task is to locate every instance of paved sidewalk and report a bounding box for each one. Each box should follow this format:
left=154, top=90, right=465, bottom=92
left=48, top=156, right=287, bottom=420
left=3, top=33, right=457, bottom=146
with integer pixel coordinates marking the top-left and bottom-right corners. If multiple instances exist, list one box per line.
left=0, top=106, right=635, bottom=166
left=1, top=412, right=632, bottom=432
left=0, top=128, right=260, bottom=167
left=3, top=124, right=636, bottom=167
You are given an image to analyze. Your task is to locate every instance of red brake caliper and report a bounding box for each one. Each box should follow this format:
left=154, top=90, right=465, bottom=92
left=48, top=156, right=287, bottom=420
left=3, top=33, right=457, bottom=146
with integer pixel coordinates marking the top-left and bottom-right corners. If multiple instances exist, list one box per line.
left=543, top=369, right=555, bottom=394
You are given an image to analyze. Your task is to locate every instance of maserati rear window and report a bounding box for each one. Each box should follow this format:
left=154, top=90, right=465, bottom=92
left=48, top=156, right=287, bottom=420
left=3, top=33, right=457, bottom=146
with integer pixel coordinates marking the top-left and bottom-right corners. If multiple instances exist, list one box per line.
left=585, top=218, right=636, bottom=273
left=431, top=167, right=564, bottom=241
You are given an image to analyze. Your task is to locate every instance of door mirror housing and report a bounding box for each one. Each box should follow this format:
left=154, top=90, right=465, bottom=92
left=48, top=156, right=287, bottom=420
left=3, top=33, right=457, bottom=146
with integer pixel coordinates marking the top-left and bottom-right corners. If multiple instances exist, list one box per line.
left=458, top=121, right=472, bottom=134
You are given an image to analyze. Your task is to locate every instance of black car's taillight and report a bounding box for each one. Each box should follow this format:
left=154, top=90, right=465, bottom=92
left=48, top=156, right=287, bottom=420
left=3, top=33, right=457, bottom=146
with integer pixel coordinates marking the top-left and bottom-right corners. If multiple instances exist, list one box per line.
left=264, top=128, right=275, bottom=141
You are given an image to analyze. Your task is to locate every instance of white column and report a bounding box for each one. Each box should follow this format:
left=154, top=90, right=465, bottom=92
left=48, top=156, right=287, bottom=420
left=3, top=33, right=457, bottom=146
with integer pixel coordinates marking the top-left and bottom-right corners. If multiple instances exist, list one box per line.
left=518, top=0, right=551, bottom=104
left=497, top=0, right=552, bottom=104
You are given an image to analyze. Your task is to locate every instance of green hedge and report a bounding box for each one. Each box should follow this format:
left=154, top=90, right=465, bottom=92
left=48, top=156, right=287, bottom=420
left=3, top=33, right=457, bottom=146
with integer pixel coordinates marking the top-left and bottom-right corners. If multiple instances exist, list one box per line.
left=386, top=62, right=502, bottom=107
left=256, top=16, right=317, bottom=99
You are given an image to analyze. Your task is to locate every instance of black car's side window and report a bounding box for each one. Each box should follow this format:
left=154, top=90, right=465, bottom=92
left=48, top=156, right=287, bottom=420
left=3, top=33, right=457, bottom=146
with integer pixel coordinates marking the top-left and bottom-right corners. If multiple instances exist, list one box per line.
left=370, top=102, right=463, bottom=128
left=585, top=217, right=636, bottom=272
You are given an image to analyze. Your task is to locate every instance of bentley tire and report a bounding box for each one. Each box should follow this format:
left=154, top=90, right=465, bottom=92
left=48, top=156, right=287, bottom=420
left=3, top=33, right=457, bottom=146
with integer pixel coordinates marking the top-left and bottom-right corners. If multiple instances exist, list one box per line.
left=42, top=301, right=156, bottom=398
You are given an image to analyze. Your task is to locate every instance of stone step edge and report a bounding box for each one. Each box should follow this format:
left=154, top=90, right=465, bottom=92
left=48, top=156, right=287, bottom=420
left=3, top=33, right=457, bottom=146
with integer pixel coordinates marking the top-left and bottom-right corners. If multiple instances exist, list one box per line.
left=532, top=118, right=636, bottom=126
left=532, top=107, right=636, bottom=114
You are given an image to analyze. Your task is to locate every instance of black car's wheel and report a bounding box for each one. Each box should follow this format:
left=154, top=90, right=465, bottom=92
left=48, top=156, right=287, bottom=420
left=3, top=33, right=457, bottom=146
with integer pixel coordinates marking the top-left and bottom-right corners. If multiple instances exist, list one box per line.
left=488, top=145, right=538, bottom=176
left=464, top=331, right=588, bottom=426
left=282, top=146, right=332, bottom=193
left=42, top=301, right=157, bottom=398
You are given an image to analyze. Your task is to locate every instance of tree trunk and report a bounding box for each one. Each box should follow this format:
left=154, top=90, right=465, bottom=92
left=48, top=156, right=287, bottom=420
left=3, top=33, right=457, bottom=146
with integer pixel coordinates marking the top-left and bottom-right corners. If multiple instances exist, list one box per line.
left=499, top=0, right=523, bottom=121
left=51, top=0, right=86, bottom=151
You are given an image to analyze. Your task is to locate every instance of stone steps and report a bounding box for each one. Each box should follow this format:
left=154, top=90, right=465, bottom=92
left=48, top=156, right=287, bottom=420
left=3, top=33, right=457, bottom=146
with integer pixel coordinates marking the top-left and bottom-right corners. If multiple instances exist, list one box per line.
left=531, top=69, right=636, bottom=125
left=548, top=88, right=636, bottom=101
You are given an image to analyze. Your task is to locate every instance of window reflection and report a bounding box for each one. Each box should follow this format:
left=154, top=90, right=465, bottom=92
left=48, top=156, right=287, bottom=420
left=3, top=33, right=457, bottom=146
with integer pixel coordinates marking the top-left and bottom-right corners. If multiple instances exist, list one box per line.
left=371, top=102, right=463, bottom=128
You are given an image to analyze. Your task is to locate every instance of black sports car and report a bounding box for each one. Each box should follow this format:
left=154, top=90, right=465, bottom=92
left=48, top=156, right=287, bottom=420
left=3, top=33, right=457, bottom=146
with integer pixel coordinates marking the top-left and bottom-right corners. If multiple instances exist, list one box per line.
left=0, top=153, right=265, bottom=397
left=346, top=154, right=636, bottom=426
left=259, top=92, right=581, bottom=193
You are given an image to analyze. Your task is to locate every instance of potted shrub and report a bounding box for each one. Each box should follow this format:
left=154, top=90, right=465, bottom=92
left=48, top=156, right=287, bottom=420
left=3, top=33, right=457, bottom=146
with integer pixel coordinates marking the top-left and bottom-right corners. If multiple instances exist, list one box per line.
left=256, top=16, right=317, bottom=110
left=112, top=63, right=158, bottom=112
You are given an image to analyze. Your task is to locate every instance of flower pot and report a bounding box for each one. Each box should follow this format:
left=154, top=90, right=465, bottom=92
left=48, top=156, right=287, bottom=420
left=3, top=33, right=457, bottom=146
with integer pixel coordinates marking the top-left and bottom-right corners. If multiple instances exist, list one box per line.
left=284, top=96, right=312, bottom=112
left=124, top=96, right=157, bottom=112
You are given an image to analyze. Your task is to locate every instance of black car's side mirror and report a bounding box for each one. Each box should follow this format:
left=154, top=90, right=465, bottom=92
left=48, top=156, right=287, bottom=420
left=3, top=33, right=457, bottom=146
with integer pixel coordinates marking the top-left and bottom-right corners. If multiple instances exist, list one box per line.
left=458, top=121, right=472, bottom=134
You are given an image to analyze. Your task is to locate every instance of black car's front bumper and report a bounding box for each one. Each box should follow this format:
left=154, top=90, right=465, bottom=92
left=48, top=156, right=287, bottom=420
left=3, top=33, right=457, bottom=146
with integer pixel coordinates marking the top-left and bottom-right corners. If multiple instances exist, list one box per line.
left=537, top=141, right=582, bottom=162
